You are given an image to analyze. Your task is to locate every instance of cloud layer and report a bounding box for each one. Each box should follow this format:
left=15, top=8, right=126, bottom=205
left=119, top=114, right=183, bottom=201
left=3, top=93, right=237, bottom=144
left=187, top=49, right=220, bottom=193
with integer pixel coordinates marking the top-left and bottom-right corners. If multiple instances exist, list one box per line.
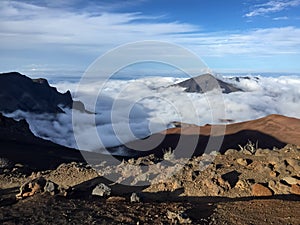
left=4, top=74, right=300, bottom=154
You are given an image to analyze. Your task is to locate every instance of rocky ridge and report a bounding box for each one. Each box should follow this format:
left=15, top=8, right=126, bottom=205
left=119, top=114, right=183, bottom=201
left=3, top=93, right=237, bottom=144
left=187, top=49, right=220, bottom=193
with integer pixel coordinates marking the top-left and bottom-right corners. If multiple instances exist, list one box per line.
left=0, top=144, right=299, bottom=224
left=0, top=72, right=85, bottom=113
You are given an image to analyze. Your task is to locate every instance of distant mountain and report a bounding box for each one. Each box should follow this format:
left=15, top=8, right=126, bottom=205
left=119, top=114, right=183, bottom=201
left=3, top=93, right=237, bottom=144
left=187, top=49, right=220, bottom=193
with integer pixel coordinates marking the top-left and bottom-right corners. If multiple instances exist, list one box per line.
left=228, top=76, right=260, bottom=83
left=0, top=72, right=85, bottom=113
left=173, top=73, right=242, bottom=93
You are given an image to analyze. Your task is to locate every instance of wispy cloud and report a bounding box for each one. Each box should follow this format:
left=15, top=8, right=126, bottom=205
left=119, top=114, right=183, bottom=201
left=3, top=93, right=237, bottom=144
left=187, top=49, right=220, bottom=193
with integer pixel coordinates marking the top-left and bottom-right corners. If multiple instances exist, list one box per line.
left=245, top=0, right=300, bottom=17
left=0, top=1, right=197, bottom=50
left=171, top=27, right=300, bottom=56
left=273, top=16, right=289, bottom=20
left=1, top=1, right=299, bottom=55
left=1, top=0, right=300, bottom=74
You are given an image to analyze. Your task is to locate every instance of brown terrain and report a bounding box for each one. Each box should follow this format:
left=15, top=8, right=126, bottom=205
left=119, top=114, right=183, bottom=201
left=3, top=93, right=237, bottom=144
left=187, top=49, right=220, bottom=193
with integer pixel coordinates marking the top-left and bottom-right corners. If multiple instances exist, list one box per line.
left=1, top=114, right=300, bottom=224
left=0, top=72, right=299, bottom=224
left=122, top=114, right=300, bottom=158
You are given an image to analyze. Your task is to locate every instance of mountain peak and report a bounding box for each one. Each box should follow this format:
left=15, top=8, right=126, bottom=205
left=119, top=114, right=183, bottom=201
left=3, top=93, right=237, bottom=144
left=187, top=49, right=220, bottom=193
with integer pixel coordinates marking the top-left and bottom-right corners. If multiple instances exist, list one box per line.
left=174, top=73, right=242, bottom=93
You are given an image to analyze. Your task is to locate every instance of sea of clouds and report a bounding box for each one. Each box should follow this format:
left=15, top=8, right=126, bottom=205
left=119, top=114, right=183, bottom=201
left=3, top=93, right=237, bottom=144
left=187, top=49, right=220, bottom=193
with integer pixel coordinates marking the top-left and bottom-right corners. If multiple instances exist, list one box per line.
left=4, top=75, right=300, bottom=153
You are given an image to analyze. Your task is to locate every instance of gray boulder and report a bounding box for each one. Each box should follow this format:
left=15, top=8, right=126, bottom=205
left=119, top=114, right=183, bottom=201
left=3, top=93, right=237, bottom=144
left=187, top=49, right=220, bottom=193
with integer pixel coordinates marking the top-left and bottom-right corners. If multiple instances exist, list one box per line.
left=92, top=183, right=111, bottom=197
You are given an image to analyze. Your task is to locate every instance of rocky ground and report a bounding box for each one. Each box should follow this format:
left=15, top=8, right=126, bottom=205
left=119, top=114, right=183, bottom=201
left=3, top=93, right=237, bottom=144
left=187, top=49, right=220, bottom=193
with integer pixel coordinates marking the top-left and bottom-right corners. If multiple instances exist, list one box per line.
left=0, top=144, right=300, bottom=224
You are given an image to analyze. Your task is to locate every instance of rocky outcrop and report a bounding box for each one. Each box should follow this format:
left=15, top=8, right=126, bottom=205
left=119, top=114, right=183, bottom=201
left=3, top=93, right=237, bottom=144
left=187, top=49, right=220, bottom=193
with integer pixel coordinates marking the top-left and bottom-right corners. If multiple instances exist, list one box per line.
left=7, top=144, right=300, bottom=201
left=0, top=72, right=85, bottom=113
left=173, top=73, right=242, bottom=93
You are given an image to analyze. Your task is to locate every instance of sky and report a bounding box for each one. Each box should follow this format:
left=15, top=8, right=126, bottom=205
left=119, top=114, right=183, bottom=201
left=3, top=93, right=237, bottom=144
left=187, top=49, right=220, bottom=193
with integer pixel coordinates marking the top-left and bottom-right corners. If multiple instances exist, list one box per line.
left=1, top=0, right=300, bottom=76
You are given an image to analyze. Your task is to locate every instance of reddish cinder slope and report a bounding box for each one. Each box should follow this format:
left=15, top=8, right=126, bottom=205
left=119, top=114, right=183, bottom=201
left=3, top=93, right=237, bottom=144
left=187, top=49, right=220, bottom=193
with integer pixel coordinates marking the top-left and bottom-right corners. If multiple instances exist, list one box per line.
left=163, top=114, right=300, bottom=146
left=121, top=114, right=300, bottom=157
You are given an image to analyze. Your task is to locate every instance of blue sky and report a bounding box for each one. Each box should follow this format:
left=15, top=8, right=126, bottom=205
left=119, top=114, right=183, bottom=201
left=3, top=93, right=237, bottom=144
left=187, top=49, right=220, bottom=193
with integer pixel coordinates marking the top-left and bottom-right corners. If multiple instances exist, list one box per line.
left=1, top=0, right=300, bottom=77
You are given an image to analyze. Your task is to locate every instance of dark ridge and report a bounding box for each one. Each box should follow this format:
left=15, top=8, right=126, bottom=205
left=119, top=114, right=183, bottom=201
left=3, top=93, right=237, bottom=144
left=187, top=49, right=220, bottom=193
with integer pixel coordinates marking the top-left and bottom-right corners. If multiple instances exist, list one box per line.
left=0, top=72, right=85, bottom=113
left=0, top=113, right=113, bottom=170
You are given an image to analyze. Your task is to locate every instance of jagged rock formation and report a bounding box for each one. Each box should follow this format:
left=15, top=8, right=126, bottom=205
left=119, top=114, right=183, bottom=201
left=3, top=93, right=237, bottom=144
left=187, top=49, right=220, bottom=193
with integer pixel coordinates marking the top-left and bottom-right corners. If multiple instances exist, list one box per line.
left=0, top=72, right=85, bottom=113
left=173, top=73, right=242, bottom=93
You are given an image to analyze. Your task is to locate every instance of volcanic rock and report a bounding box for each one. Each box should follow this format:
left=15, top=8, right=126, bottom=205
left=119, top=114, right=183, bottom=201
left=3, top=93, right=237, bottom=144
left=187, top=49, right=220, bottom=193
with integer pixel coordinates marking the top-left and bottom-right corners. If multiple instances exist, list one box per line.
left=44, top=180, right=59, bottom=195
left=130, top=192, right=141, bottom=203
left=174, top=73, right=242, bottom=93
left=16, top=177, right=47, bottom=199
left=282, top=177, right=300, bottom=185
left=285, top=158, right=300, bottom=172
left=166, top=210, right=192, bottom=224
left=92, top=183, right=111, bottom=197
left=236, top=158, right=249, bottom=166
left=251, top=183, right=273, bottom=196
left=291, top=184, right=300, bottom=195
left=0, top=72, right=85, bottom=113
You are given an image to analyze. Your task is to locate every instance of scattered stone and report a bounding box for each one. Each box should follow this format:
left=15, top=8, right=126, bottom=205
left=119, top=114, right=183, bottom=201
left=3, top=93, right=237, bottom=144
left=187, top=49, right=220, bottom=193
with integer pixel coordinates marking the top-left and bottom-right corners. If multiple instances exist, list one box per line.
left=30, top=171, right=42, bottom=179
left=277, top=182, right=291, bottom=194
left=268, top=180, right=277, bottom=192
left=254, top=149, right=267, bottom=156
left=290, top=184, right=300, bottom=195
left=285, top=158, right=300, bottom=172
left=269, top=171, right=278, bottom=178
left=130, top=192, right=141, bottom=203
left=44, top=180, right=59, bottom=195
left=236, top=158, right=249, bottom=166
left=268, top=180, right=291, bottom=195
left=224, top=149, right=238, bottom=155
left=92, top=183, right=111, bottom=197
left=251, top=183, right=273, bottom=196
left=16, top=177, right=47, bottom=199
left=203, top=178, right=222, bottom=195
left=282, top=177, right=300, bottom=185
left=166, top=210, right=192, bottom=224
left=235, top=180, right=248, bottom=190
left=106, top=196, right=126, bottom=202
left=14, top=163, right=24, bottom=168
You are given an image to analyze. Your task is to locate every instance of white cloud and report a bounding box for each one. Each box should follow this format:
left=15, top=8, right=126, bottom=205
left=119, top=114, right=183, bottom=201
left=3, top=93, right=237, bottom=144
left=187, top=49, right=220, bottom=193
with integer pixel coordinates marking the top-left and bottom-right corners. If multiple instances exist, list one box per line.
left=1, top=0, right=300, bottom=63
left=3, top=75, right=300, bottom=154
left=172, top=27, right=300, bottom=56
left=273, top=16, right=289, bottom=20
left=0, top=0, right=299, bottom=76
left=0, top=0, right=197, bottom=50
left=245, top=0, right=300, bottom=17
